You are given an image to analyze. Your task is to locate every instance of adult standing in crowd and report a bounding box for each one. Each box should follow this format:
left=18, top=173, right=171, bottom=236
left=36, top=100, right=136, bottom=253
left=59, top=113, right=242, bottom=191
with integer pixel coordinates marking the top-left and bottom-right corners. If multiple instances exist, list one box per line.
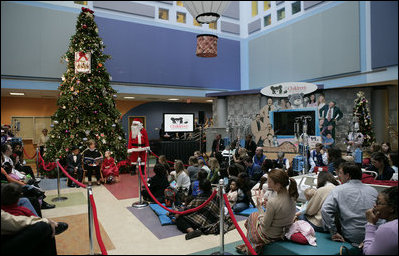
left=211, top=134, right=224, bottom=163
left=322, top=162, right=378, bottom=244
left=38, top=128, right=49, bottom=157
left=297, top=171, right=339, bottom=232
left=244, top=134, right=257, bottom=159
left=236, top=169, right=298, bottom=254
left=127, top=118, right=150, bottom=175
left=363, top=186, right=398, bottom=255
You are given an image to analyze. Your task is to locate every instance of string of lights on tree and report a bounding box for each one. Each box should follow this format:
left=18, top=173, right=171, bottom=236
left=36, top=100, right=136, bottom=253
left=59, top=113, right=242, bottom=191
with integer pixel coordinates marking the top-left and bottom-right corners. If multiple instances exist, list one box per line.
left=353, top=91, right=375, bottom=148
left=43, top=7, right=127, bottom=173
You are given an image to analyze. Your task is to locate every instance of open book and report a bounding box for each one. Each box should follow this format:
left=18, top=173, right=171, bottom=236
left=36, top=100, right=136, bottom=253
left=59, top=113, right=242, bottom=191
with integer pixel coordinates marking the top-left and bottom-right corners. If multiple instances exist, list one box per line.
left=84, top=156, right=103, bottom=166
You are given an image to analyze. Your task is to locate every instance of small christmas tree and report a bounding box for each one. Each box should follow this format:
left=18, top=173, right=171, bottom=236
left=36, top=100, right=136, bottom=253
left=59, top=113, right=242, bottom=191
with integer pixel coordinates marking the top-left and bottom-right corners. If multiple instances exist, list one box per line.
left=43, top=7, right=127, bottom=173
left=353, top=91, right=375, bottom=148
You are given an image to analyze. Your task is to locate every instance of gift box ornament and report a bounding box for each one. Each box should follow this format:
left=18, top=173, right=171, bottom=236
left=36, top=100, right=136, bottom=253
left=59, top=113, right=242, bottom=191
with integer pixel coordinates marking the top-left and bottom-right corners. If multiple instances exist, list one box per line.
left=75, top=52, right=91, bottom=73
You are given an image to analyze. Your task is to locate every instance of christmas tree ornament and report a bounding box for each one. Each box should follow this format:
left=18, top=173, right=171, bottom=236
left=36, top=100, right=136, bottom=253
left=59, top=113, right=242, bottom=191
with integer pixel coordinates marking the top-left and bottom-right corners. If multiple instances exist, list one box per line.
left=62, top=105, right=66, bottom=109
left=83, top=137, right=88, bottom=141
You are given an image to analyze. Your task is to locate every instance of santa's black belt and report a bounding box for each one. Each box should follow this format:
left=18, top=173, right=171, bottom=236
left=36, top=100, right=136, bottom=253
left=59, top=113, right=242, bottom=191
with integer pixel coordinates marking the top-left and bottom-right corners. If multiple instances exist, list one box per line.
left=131, top=143, right=145, bottom=147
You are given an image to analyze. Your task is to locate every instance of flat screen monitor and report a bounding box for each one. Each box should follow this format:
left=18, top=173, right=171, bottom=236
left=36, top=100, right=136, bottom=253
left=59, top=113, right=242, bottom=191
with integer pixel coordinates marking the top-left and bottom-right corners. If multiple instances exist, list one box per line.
left=271, top=109, right=318, bottom=136
left=163, top=113, right=195, bottom=132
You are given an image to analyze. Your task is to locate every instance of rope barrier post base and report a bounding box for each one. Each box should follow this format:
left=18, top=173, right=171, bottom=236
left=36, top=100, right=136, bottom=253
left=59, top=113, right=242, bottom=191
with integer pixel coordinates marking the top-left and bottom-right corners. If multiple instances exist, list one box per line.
left=52, top=159, right=68, bottom=202
left=211, top=179, right=232, bottom=255
left=132, top=156, right=148, bottom=208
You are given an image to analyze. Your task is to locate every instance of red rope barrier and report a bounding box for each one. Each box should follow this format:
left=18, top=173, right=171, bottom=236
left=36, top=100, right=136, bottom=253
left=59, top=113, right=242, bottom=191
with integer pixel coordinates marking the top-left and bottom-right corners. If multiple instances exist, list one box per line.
left=150, top=151, right=190, bottom=167
left=139, top=161, right=217, bottom=215
left=89, top=194, right=108, bottom=255
left=23, top=148, right=37, bottom=159
left=223, top=194, right=257, bottom=255
left=38, top=152, right=58, bottom=172
left=57, top=161, right=87, bottom=188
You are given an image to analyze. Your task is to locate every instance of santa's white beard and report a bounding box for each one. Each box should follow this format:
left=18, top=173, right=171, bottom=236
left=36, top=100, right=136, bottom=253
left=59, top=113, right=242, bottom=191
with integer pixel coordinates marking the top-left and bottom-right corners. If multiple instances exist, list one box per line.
left=131, top=125, right=143, bottom=139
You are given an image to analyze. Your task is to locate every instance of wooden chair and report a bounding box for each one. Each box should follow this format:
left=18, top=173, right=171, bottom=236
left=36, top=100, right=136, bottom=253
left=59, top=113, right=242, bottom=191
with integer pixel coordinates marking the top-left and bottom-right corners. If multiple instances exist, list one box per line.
left=82, top=161, right=104, bottom=184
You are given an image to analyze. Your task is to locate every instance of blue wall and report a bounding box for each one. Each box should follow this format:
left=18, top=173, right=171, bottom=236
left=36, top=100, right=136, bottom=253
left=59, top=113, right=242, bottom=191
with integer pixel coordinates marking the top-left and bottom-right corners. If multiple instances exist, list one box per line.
left=95, top=16, right=241, bottom=90
left=370, top=1, right=398, bottom=69
left=121, top=102, right=212, bottom=140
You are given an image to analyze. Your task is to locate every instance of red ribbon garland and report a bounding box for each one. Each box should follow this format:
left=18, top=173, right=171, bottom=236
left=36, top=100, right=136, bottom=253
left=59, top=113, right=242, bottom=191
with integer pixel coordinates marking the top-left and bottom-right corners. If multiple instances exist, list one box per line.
left=81, top=7, right=94, bottom=14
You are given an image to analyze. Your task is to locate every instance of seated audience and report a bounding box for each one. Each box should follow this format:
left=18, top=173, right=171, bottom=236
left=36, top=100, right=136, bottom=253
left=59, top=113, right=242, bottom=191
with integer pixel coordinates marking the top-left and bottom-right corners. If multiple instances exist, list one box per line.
left=174, top=179, right=233, bottom=240
left=243, top=156, right=263, bottom=187
left=380, top=142, right=392, bottom=165
left=207, top=157, right=220, bottom=185
left=296, top=188, right=316, bottom=218
left=158, top=155, right=171, bottom=175
left=187, top=156, right=200, bottom=182
left=190, top=169, right=208, bottom=197
left=170, top=160, right=191, bottom=202
left=1, top=208, right=68, bottom=255
left=253, top=147, right=266, bottom=166
left=322, top=162, right=378, bottom=244
left=231, top=172, right=254, bottom=213
left=65, top=146, right=83, bottom=187
left=363, top=186, right=398, bottom=255
left=233, top=147, right=247, bottom=171
left=367, top=152, right=395, bottom=180
left=101, top=150, right=119, bottom=183
left=236, top=169, right=298, bottom=254
left=244, top=134, right=257, bottom=159
left=297, top=171, right=339, bottom=232
left=82, top=140, right=103, bottom=186
left=194, top=151, right=206, bottom=165
left=142, top=164, right=169, bottom=203
left=226, top=177, right=239, bottom=207
left=322, top=130, right=334, bottom=149
left=275, top=152, right=290, bottom=170
left=309, top=143, right=328, bottom=173
left=198, top=159, right=211, bottom=176
left=327, top=147, right=344, bottom=175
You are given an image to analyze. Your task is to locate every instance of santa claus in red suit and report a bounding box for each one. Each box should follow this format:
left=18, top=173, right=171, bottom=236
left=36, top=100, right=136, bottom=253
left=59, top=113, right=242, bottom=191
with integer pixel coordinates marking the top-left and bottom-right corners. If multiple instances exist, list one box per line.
left=127, top=118, right=150, bottom=174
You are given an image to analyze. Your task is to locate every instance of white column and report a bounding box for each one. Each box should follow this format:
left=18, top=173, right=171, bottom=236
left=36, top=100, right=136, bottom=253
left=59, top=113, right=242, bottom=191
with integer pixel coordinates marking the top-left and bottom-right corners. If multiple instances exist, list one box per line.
left=216, top=97, right=227, bottom=128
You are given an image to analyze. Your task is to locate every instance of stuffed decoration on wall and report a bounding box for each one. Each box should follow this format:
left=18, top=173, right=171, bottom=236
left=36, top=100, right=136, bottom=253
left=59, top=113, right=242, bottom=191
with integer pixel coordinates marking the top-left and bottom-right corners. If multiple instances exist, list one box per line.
left=288, top=93, right=305, bottom=109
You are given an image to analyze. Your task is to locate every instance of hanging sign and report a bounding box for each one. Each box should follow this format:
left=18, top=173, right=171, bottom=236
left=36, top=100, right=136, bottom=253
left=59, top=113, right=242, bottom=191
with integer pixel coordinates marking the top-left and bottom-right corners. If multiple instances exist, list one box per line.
left=260, top=82, right=318, bottom=97
left=75, top=52, right=91, bottom=73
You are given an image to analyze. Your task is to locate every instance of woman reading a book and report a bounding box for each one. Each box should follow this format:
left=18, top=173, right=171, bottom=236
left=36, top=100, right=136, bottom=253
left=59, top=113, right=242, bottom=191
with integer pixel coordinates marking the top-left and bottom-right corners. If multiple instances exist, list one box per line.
left=82, top=140, right=103, bottom=186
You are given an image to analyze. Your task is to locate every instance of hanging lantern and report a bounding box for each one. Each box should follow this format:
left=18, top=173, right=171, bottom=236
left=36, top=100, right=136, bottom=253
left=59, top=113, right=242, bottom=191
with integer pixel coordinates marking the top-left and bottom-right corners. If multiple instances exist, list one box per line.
left=183, top=1, right=231, bottom=24
left=196, top=34, right=218, bottom=57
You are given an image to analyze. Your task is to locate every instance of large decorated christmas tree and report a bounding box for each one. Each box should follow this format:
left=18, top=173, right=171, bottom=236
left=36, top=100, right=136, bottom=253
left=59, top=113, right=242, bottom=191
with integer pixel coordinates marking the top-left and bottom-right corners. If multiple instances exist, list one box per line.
left=44, top=7, right=127, bottom=168
left=353, top=91, right=375, bottom=148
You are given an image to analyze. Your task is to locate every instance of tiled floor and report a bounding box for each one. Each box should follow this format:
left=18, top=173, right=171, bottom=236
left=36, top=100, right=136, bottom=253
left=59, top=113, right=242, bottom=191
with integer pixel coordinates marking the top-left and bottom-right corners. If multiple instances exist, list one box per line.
left=38, top=160, right=248, bottom=255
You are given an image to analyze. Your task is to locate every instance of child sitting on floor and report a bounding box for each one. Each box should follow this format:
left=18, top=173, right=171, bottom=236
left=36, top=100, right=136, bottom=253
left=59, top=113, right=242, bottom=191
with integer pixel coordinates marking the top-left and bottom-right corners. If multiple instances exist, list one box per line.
left=227, top=178, right=239, bottom=207
left=101, top=150, right=120, bottom=183
left=295, top=188, right=316, bottom=218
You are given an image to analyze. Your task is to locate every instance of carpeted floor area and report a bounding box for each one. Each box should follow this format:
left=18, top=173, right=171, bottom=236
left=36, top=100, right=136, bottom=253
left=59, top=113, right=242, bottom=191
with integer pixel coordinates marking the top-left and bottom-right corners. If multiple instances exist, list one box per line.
left=46, top=191, right=87, bottom=208
left=52, top=213, right=115, bottom=255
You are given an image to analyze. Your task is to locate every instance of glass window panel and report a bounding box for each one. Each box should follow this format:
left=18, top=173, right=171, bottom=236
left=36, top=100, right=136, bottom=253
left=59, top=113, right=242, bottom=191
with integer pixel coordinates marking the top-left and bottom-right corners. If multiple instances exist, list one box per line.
left=277, top=8, right=285, bottom=21
left=264, top=14, right=271, bottom=26
left=292, top=1, right=301, bottom=15
left=264, top=1, right=271, bottom=11
left=177, top=12, right=186, bottom=23
left=159, top=8, right=169, bottom=20
left=252, top=1, right=258, bottom=17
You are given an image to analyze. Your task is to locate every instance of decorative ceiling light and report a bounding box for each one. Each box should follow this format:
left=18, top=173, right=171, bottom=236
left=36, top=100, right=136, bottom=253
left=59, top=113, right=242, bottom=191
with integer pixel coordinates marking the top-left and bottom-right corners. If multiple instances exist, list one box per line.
left=196, top=34, right=218, bottom=57
left=183, top=1, right=231, bottom=24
